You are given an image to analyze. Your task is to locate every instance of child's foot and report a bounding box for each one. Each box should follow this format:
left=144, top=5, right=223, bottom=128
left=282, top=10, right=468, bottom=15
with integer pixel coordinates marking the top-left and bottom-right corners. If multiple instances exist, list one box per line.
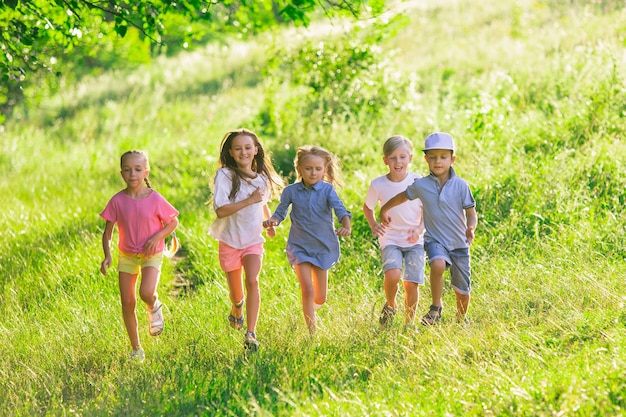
left=130, top=347, right=145, bottom=362
left=228, top=299, right=244, bottom=330
left=244, top=331, right=259, bottom=352
left=148, top=300, right=164, bottom=336
left=421, top=304, right=442, bottom=326
left=379, top=303, right=397, bottom=326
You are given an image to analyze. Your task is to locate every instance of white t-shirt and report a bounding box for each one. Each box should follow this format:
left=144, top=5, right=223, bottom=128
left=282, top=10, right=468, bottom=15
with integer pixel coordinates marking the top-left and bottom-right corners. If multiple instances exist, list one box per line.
left=208, top=167, right=270, bottom=249
left=364, top=172, right=424, bottom=248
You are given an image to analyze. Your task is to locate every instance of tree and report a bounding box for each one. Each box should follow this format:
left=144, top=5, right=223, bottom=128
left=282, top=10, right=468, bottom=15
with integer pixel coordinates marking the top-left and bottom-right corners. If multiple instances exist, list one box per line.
left=0, top=0, right=385, bottom=122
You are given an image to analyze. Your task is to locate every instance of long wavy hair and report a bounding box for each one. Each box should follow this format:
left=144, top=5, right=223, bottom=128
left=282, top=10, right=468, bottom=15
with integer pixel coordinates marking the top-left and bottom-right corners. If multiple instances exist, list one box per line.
left=217, top=128, right=283, bottom=201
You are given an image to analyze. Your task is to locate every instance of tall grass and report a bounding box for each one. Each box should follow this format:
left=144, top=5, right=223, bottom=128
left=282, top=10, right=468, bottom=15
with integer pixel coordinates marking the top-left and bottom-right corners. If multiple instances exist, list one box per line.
left=1, top=0, right=626, bottom=415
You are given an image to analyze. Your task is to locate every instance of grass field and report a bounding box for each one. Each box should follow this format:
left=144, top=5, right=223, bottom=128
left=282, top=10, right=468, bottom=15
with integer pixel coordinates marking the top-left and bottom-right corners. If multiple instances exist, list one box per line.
left=2, top=0, right=626, bottom=415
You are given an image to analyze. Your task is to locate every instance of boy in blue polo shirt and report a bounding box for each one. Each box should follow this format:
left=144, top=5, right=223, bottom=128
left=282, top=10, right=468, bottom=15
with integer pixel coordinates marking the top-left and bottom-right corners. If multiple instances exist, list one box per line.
left=380, top=132, right=477, bottom=324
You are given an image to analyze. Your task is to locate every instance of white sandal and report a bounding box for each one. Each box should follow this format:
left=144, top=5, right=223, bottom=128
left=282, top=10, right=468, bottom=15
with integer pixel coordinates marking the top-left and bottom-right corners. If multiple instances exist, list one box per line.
left=148, top=300, right=164, bottom=336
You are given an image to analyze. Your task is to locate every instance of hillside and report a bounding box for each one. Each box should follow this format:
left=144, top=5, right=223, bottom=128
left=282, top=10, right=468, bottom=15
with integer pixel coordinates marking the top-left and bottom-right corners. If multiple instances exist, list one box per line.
left=1, top=0, right=626, bottom=415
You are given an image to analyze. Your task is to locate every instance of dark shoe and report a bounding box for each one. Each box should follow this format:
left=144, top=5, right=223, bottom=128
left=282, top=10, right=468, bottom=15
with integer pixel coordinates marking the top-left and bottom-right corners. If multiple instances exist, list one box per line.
left=228, top=299, right=244, bottom=330
left=379, top=303, right=397, bottom=326
left=421, top=304, right=442, bottom=326
left=244, top=331, right=259, bottom=352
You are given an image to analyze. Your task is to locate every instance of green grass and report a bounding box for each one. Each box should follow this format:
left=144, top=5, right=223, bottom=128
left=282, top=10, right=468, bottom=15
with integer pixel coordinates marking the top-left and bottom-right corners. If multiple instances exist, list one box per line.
left=2, top=0, right=626, bottom=415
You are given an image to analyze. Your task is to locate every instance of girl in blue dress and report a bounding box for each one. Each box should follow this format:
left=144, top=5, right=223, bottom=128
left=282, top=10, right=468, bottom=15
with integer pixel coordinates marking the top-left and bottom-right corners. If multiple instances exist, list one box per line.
left=263, top=145, right=351, bottom=334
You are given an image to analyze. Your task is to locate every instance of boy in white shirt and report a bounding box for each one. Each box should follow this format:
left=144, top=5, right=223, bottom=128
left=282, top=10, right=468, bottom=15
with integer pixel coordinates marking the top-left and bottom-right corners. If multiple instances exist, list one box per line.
left=363, top=136, right=425, bottom=328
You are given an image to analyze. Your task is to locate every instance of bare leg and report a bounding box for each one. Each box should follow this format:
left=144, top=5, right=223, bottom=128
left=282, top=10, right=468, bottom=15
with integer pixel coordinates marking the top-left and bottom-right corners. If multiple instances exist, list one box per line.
left=383, top=268, right=401, bottom=309
left=421, top=259, right=445, bottom=325
left=429, top=259, right=446, bottom=310
left=139, top=266, right=160, bottom=309
left=311, top=265, right=328, bottom=307
left=119, top=272, right=140, bottom=350
left=242, top=254, right=262, bottom=334
left=294, top=263, right=316, bottom=334
left=455, top=290, right=470, bottom=322
left=403, top=281, right=419, bottom=324
left=225, top=268, right=245, bottom=320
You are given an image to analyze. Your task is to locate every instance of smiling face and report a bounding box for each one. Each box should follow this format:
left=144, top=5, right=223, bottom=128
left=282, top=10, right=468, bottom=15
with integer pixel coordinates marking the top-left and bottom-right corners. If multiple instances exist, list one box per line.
left=383, top=144, right=413, bottom=181
left=297, top=154, right=326, bottom=187
left=424, top=149, right=455, bottom=179
left=228, top=134, right=258, bottom=171
left=120, top=153, right=149, bottom=189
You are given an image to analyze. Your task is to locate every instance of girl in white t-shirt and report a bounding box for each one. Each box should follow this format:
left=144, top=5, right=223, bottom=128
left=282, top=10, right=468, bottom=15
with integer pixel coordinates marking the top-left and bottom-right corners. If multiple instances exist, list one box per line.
left=208, top=128, right=283, bottom=351
left=363, top=136, right=425, bottom=329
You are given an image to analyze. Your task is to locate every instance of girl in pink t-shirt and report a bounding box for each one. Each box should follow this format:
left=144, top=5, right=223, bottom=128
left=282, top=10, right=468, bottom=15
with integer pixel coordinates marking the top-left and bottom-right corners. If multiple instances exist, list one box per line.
left=100, top=150, right=179, bottom=362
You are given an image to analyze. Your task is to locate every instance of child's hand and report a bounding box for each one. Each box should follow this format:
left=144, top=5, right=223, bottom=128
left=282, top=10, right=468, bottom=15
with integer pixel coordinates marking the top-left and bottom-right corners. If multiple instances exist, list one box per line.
left=266, top=226, right=276, bottom=238
left=100, top=257, right=111, bottom=275
left=370, top=222, right=386, bottom=238
left=143, top=236, right=159, bottom=255
left=336, top=227, right=351, bottom=237
left=248, top=187, right=263, bottom=204
left=466, top=226, right=475, bottom=244
left=263, top=217, right=279, bottom=228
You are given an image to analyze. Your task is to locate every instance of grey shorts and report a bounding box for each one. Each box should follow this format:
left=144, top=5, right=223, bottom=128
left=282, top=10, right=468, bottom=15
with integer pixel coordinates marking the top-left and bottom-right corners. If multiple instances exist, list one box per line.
left=425, top=240, right=471, bottom=294
left=381, top=244, right=425, bottom=284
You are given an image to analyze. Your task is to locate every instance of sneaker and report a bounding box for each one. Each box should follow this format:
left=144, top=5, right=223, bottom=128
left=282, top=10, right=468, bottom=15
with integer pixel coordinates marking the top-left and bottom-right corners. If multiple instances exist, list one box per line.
left=148, top=300, right=164, bottom=336
left=130, top=347, right=145, bottom=362
left=379, top=303, right=397, bottom=326
left=244, top=331, right=259, bottom=352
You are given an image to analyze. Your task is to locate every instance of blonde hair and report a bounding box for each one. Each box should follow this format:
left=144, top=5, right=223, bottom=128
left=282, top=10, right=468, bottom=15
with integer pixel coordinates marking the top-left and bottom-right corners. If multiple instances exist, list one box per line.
left=217, top=128, right=283, bottom=201
left=383, top=135, right=413, bottom=157
left=120, top=150, right=179, bottom=258
left=294, top=145, right=343, bottom=188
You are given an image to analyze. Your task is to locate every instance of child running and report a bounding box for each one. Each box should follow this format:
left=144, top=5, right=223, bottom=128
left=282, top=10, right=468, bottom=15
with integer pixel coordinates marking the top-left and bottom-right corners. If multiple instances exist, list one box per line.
left=208, top=128, right=283, bottom=351
left=380, top=132, right=477, bottom=324
left=363, top=135, right=425, bottom=329
left=100, top=150, right=180, bottom=362
left=263, top=145, right=351, bottom=334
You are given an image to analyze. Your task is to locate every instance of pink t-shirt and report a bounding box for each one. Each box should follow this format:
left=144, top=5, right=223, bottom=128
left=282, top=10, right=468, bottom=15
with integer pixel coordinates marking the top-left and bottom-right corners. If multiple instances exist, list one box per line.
left=100, top=190, right=179, bottom=254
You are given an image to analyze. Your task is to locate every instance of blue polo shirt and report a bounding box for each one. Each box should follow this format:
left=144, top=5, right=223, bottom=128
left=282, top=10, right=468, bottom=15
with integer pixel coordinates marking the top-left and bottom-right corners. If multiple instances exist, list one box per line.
left=272, top=181, right=351, bottom=270
left=405, top=166, right=475, bottom=251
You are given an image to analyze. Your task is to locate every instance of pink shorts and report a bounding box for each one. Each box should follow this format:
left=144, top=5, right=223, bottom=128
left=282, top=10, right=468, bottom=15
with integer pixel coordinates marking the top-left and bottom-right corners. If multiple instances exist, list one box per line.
left=218, top=241, right=264, bottom=272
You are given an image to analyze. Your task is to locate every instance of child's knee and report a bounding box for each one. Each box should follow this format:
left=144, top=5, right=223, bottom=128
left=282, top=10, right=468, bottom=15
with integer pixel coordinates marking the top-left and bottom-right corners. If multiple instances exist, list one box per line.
left=139, top=290, right=156, bottom=305
left=430, top=259, right=446, bottom=274
left=120, top=296, right=137, bottom=310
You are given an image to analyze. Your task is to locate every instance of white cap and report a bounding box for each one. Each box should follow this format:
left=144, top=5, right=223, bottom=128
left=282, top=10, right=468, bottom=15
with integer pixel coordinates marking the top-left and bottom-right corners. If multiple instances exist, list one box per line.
left=423, top=132, right=455, bottom=153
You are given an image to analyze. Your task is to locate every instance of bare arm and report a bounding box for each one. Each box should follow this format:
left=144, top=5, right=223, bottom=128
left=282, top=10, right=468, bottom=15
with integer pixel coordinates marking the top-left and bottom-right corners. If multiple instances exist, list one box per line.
left=379, top=191, right=409, bottom=226
left=363, top=203, right=386, bottom=238
left=263, top=203, right=276, bottom=238
left=407, top=206, right=425, bottom=244
left=336, top=215, right=351, bottom=237
left=215, top=187, right=263, bottom=218
left=100, top=221, right=115, bottom=275
left=465, top=206, right=477, bottom=244
left=144, top=216, right=180, bottom=255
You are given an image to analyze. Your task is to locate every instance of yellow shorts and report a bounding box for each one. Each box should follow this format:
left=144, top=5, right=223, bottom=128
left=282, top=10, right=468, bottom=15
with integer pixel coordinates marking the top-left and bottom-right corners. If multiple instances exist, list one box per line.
left=118, top=251, right=163, bottom=275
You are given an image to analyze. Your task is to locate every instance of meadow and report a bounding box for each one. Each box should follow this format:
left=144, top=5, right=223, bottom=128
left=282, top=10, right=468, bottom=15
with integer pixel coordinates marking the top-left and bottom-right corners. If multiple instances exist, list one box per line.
left=1, top=0, right=626, bottom=415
